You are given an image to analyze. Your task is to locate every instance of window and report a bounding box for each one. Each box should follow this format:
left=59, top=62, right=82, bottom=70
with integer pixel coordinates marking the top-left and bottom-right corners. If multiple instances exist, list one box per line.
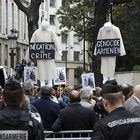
left=50, top=0, right=55, bottom=7
left=61, top=32, right=68, bottom=44
left=50, top=15, right=55, bottom=25
left=62, top=51, right=67, bottom=61
left=74, top=68, right=78, bottom=78
left=23, top=49, right=26, bottom=57
left=12, top=3, right=14, bottom=29
left=18, top=9, right=20, bottom=32
left=4, top=45, right=8, bottom=66
left=6, top=0, right=8, bottom=34
left=74, top=35, right=80, bottom=44
left=74, top=51, right=80, bottom=61
left=24, top=14, right=27, bottom=40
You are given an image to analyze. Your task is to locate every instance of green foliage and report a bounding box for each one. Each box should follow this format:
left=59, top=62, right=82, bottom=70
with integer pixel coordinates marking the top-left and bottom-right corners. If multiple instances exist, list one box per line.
left=58, top=0, right=140, bottom=72
left=133, top=65, right=140, bottom=71
left=57, top=0, right=95, bottom=43
left=135, top=0, right=140, bottom=9
left=114, top=1, right=140, bottom=71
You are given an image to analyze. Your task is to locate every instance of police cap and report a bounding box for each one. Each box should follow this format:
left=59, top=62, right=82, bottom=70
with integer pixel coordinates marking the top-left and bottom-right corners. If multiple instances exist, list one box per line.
left=101, top=80, right=121, bottom=95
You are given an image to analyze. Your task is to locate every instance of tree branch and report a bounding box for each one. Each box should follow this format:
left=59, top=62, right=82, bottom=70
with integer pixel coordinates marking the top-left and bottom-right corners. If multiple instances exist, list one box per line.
left=14, top=0, right=28, bottom=15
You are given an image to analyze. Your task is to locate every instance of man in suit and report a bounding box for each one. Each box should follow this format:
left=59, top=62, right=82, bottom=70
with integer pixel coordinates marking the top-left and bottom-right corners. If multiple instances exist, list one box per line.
left=124, top=85, right=140, bottom=115
left=52, top=90, right=96, bottom=131
left=32, top=85, right=61, bottom=130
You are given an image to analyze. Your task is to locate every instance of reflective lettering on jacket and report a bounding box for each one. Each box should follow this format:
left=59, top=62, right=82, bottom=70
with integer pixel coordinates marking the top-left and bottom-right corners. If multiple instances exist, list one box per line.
left=0, top=130, right=28, bottom=140
left=108, top=117, right=140, bottom=128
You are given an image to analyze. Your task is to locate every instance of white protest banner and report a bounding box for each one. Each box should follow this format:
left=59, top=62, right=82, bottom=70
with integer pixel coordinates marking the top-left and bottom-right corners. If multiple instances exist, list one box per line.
left=0, top=130, right=28, bottom=140
left=24, top=66, right=37, bottom=84
left=54, top=67, right=66, bottom=85
left=81, top=73, right=96, bottom=90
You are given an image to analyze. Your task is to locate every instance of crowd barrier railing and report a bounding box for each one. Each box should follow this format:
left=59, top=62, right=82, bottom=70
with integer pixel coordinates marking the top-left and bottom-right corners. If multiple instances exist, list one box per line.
left=44, top=130, right=93, bottom=140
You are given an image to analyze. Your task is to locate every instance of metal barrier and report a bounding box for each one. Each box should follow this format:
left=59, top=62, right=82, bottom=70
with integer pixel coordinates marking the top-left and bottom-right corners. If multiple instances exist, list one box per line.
left=44, top=130, right=92, bottom=140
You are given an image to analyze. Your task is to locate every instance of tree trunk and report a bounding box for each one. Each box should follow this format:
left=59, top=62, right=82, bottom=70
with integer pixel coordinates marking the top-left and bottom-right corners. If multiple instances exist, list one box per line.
left=14, top=0, right=43, bottom=42
left=27, top=0, right=43, bottom=41
left=92, top=0, right=109, bottom=87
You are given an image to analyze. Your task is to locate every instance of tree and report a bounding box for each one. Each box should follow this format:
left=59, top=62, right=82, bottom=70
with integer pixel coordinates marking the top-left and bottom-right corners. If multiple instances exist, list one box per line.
left=114, top=0, right=140, bottom=71
left=57, top=0, right=110, bottom=86
left=14, top=0, right=44, bottom=41
left=57, top=0, right=134, bottom=86
left=57, top=0, right=95, bottom=43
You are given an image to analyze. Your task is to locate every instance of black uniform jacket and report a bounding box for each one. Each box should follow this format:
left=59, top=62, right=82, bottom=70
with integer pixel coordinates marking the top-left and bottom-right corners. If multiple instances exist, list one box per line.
left=91, top=107, right=140, bottom=140
left=0, top=106, right=44, bottom=140
left=52, top=103, right=96, bottom=131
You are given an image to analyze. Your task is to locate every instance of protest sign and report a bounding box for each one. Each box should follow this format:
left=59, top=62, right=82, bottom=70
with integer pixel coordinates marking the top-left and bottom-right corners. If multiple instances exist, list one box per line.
left=96, top=38, right=120, bottom=56
left=54, top=67, right=66, bottom=85
left=29, top=42, right=55, bottom=60
left=81, top=73, right=95, bottom=90
left=24, top=66, right=37, bottom=84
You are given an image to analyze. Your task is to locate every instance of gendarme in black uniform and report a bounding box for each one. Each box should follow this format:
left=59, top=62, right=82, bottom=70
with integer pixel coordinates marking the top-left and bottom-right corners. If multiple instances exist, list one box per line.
left=91, top=107, right=140, bottom=140
left=91, top=80, right=140, bottom=140
left=0, top=77, right=44, bottom=140
left=0, top=106, right=44, bottom=140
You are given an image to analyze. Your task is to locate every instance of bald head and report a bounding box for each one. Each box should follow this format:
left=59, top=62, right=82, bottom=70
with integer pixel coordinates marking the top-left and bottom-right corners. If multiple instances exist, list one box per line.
left=69, top=90, right=80, bottom=103
left=133, top=85, right=140, bottom=98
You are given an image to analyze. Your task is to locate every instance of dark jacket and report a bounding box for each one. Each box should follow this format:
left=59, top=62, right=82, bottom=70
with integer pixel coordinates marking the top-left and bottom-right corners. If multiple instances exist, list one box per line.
left=52, top=103, right=96, bottom=131
left=91, top=107, right=140, bottom=140
left=32, top=98, right=61, bottom=130
left=0, top=106, right=44, bottom=140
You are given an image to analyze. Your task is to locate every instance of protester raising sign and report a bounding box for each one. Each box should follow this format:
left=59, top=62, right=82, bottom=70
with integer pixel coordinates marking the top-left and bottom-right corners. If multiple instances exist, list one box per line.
left=96, top=38, right=120, bottom=56
left=54, top=67, right=66, bottom=85
left=29, top=42, right=55, bottom=60
left=81, top=73, right=95, bottom=90
left=24, top=66, right=37, bottom=84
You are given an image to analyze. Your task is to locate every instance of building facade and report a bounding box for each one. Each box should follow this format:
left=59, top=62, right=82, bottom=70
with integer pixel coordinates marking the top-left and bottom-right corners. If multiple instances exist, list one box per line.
left=0, top=0, right=89, bottom=87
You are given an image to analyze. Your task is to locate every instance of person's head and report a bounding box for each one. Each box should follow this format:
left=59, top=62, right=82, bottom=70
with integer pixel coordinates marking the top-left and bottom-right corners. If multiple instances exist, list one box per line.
left=95, top=86, right=102, bottom=97
left=80, top=87, right=93, bottom=100
left=101, top=80, right=125, bottom=113
left=74, top=85, right=83, bottom=92
left=3, top=77, right=24, bottom=106
left=63, top=85, right=73, bottom=95
left=69, top=90, right=80, bottom=103
left=56, top=86, right=63, bottom=98
left=22, top=81, right=33, bottom=96
left=120, top=84, right=133, bottom=100
left=40, top=85, right=53, bottom=98
left=41, top=20, right=49, bottom=30
left=133, top=85, right=140, bottom=99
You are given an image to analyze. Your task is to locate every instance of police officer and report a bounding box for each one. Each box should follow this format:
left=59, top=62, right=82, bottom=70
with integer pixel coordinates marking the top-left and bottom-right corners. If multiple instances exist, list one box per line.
left=91, top=80, right=140, bottom=140
left=0, top=77, right=44, bottom=140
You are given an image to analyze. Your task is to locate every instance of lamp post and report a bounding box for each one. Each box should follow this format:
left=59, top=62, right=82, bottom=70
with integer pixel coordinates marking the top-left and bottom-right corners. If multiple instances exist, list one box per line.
left=7, top=28, right=18, bottom=69
left=65, top=45, right=73, bottom=78
left=65, top=45, right=68, bottom=73
left=83, top=13, right=86, bottom=72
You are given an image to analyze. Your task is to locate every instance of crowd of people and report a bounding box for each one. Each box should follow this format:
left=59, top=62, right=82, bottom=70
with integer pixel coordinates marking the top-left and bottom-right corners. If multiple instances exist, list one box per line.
left=0, top=77, right=140, bottom=140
